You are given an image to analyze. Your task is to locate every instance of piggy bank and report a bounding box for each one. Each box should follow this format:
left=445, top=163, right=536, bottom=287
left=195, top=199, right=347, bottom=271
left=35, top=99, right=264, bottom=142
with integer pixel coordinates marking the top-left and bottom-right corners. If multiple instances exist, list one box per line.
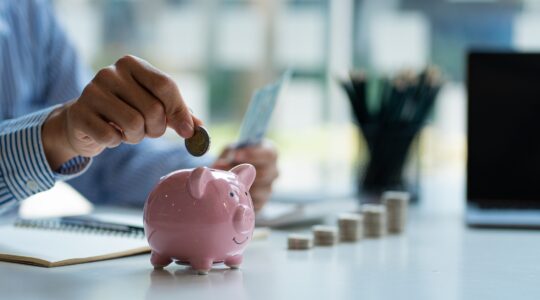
left=143, top=164, right=256, bottom=275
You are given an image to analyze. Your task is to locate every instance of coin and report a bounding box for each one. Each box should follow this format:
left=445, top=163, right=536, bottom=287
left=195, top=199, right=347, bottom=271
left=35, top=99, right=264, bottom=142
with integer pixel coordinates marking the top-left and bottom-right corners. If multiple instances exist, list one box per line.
left=312, top=225, right=338, bottom=246
left=382, top=191, right=410, bottom=234
left=288, top=233, right=313, bottom=250
left=338, top=213, right=363, bottom=242
left=362, top=204, right=387, bottom=238
left=185, top=126, right=210, bottom=157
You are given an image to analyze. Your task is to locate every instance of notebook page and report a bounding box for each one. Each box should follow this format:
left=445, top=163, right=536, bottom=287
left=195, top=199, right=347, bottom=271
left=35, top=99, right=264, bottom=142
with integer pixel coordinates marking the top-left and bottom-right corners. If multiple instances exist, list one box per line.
left=0, top=225, right=149, bottom=267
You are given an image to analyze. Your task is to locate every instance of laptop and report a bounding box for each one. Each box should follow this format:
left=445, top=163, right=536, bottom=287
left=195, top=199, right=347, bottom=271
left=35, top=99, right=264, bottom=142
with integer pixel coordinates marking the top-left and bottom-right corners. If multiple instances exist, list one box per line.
left=467, top=51, right=540, bottom=228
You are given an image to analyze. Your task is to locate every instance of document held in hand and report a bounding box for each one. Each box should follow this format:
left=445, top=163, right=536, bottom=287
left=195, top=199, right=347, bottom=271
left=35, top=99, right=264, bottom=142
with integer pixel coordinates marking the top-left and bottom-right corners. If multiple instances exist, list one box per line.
left=236, top=70, right=292, bottom=147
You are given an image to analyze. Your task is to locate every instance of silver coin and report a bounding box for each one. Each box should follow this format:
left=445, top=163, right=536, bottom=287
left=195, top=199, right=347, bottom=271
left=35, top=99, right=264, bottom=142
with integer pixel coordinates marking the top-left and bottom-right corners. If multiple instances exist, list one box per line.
left=185, top=126, right=210, bottom=157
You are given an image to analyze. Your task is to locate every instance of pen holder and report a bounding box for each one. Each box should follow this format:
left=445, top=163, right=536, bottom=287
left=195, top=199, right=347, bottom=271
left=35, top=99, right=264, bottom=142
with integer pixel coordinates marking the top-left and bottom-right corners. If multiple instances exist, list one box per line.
left=340, top=67, right=443, bottom=204
left=358, top=125, right=420, bottom=203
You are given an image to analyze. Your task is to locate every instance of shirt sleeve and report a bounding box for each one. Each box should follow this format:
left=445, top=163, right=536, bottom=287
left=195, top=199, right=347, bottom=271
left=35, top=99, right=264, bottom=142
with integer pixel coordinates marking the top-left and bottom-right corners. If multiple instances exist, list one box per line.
left=33, top=0, right=91, bottom=108
left=0, top=106, right=91, bottom=213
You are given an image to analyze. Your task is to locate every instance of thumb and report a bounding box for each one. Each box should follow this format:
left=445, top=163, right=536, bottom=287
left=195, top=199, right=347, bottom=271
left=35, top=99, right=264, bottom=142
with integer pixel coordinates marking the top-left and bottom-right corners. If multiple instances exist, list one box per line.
left=167, top=106, right=195, bottom=139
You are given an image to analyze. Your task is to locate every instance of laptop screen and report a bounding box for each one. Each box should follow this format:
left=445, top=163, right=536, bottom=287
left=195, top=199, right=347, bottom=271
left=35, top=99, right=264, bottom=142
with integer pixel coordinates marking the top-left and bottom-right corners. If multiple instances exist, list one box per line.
left=467, top=51, right=540, bottom=209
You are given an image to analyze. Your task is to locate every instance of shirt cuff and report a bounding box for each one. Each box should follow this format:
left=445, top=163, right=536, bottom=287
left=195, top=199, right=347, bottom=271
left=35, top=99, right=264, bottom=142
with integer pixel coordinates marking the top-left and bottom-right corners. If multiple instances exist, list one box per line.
left=54, top=156, right=92, bottom=181
left=0, top=106, right=91, bottom=201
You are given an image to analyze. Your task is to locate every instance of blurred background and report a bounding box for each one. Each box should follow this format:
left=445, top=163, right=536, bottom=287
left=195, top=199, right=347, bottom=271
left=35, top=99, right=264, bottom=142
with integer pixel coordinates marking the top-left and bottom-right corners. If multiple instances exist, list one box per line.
left=50, top=0, right=540, bottom=214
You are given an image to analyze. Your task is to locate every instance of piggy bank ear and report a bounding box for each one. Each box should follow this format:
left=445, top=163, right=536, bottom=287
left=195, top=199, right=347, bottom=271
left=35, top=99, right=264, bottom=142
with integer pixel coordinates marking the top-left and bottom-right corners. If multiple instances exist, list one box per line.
left=230, top=164, right=256, bottom=190
left=188, top=167, right=214, bottom=199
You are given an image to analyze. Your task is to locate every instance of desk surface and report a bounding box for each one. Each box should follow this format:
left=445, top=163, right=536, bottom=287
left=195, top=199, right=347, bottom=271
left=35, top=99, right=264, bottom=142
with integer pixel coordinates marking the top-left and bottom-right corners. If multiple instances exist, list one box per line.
left=1, top=209, right=539, bottom=300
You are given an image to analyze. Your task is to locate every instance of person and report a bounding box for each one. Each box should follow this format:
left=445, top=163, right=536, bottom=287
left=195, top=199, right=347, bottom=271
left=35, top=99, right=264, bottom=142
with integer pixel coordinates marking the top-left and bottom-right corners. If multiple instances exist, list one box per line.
left=0, top=0, right=278, bottom=214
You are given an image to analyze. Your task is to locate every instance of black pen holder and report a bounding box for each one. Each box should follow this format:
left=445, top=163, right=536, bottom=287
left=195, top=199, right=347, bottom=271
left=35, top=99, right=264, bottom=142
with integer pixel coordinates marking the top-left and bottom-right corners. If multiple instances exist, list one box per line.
left=341, top=67, right=442, bottom=204
left=358, top=124, right=420, bottom=203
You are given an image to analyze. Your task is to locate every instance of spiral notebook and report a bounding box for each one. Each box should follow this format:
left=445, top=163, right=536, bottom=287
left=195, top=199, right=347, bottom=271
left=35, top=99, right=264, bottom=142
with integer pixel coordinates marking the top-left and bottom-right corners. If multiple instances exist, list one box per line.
left=0, top=215, right=271, bottom=268
left=0, top=216, right=151, bottom=267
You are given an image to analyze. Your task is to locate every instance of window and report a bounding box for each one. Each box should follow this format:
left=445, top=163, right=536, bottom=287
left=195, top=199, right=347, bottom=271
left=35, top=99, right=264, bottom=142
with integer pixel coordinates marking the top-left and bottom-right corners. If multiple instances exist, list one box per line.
left=53, top=0, right=540, bottom=210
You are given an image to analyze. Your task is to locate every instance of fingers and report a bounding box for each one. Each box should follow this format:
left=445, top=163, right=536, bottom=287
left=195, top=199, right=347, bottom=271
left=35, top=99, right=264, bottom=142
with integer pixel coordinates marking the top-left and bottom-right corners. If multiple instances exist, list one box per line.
left=83, top=83, right=145, bottom=144
left=213, top=144, right=279, bottom=181
left=212, top=159, right=278, bottom=186
left=211, top=142, right=279, bottom=213
left=114, top=55, right=197, bottom=138
left=108, top=74, right=167, bottom=138
left=66, top=55, right=204, bottom=159
left=73, top=107, right=122, bottom=149
left=228, top=148, right=278, bottom=184
left=212, top=142, right=279, bottom=181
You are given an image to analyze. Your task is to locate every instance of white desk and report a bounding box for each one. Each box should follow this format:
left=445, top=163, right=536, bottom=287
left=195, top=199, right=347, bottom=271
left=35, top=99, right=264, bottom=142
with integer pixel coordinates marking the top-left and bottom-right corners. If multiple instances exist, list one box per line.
left=1, top=209, right=540, bottom=300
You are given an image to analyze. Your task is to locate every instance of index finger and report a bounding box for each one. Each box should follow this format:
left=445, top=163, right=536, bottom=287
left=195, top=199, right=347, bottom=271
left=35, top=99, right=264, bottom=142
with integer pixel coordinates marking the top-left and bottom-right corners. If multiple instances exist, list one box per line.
left=116, top=55, right=196, bottom=138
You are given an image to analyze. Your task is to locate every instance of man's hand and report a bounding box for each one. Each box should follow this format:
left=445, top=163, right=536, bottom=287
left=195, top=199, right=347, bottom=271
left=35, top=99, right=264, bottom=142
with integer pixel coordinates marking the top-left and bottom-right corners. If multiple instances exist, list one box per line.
left=42, top=55, right=202, bottom=170
left=212, top=141, right=279, bottom=213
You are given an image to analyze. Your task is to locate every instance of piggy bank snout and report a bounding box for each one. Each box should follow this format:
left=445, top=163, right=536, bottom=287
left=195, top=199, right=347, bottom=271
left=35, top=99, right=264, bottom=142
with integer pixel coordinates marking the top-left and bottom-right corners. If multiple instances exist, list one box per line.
left=233, top=204, right=255, bottom=234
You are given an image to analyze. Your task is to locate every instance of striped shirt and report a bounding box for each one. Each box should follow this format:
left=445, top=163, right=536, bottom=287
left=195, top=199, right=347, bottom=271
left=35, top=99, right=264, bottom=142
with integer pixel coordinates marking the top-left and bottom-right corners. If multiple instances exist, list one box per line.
left=0, top=0, right=210, bottom=214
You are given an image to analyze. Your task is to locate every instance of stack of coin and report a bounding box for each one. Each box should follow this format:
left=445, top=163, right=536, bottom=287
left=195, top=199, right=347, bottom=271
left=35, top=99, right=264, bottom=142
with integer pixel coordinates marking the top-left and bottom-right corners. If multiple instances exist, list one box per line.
left=362, top=204, right=387, bottom=238
left=383, top=191, right=410, bottom=234
left=312, top=225, right=338, bottom=246
left=287, top=233, right=314, bottom=250
left=337, top=213, right=363, bottom=242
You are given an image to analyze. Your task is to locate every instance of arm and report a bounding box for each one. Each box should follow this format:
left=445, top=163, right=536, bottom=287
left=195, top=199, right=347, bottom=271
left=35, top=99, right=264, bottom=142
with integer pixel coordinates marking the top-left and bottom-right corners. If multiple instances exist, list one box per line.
left=0, top=107, right=91, bottom=214
left=40, top=55, right=204, bottom=206
left=0, top=0, right=94, bottom=215
left=33, top=1, right=205, bottom=206
left=35, top=1, right=278, bottom=210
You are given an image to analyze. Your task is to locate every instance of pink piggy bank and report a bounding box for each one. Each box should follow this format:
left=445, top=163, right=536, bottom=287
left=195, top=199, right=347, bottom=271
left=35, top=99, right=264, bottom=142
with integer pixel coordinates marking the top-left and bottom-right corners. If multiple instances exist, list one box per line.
left=143, top=164, right=256, bottom=275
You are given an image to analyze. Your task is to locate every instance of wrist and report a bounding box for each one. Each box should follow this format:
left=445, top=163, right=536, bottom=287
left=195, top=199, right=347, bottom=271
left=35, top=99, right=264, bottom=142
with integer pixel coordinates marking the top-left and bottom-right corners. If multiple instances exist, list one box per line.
left=42, top=105, right=78, bottom=171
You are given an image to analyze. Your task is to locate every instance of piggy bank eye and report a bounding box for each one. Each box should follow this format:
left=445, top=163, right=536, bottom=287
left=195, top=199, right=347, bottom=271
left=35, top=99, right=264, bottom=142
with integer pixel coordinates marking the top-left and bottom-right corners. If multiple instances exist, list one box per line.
left=245, top=192, right=248, bottom=196
left=229, top=192, right=234, bottom=197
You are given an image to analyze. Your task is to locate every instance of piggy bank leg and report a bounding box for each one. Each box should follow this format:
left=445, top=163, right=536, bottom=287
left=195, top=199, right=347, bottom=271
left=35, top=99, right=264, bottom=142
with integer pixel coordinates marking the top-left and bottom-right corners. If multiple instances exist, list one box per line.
left=225, top=255, right=243, bottom=269
left=190, top=258, right=213, bottom=275
left=150, top=251, right=172, bottom=269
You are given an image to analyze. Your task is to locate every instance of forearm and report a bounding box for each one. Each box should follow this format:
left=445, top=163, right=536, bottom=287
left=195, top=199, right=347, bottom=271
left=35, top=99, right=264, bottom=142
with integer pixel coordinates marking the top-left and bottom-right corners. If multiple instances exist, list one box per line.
left=42, top=103, right=78, bottom=170
left=0, top=107, right=91, bottom=214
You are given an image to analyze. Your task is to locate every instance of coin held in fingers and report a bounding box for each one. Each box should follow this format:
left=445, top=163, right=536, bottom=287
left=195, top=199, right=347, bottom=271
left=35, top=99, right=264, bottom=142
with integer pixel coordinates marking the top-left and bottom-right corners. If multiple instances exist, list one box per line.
left=185, top=126, right=210, bottom=157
